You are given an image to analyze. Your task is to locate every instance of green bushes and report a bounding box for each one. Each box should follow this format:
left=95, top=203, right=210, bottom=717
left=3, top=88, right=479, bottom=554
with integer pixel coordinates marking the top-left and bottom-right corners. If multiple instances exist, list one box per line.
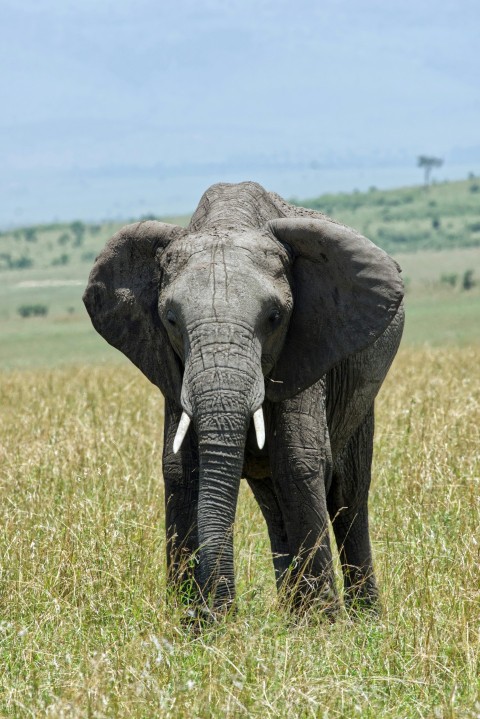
left=440, top=273, right=458, bottom=287
left=0, top=254, right=33, bottom=269
left=17, top=304, right=49, bottom=318
left=70, top=221, right=85, bottom=247
left=439, top=269, right=476, bottom=290
left=23, top=228, right=37, bottom=243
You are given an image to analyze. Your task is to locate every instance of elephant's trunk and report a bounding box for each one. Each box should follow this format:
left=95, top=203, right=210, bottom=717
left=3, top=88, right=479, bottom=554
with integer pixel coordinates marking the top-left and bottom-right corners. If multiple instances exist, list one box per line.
left=195, top=409, right=246, bottom=610
left=178, top=323, right=264, bottom=612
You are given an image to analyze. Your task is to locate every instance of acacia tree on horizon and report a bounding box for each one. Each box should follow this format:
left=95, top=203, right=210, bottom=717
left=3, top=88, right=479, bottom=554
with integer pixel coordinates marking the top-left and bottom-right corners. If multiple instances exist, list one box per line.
left=417, top=155, right=444, bottom=187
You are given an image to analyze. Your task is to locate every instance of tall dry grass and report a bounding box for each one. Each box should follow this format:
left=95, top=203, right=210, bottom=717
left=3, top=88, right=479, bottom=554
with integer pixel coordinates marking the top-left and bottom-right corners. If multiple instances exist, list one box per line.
left=0, top=347, right=478, bottom=717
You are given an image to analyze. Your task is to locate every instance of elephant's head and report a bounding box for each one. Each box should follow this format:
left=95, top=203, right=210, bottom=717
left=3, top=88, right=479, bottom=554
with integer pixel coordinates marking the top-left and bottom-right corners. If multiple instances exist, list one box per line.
left=83, top=182, right=403, bottom=610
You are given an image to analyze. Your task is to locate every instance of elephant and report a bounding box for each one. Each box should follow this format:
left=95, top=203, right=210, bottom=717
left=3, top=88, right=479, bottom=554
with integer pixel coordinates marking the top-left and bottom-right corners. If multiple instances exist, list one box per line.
left=83, top=181, right=404, bottom=618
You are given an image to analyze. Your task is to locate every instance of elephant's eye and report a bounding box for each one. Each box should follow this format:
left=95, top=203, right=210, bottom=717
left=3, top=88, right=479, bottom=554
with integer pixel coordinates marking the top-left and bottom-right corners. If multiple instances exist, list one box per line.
left=268, top=308, right=282, bottom=327
left=166, top=309, right=177, bottom=327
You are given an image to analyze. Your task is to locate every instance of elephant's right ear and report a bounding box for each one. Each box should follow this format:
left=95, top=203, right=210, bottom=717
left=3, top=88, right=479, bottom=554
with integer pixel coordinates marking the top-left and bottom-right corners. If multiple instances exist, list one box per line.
left=83, top=220, right=186, bottom=399
left=265, top=217, right=404, bottom=401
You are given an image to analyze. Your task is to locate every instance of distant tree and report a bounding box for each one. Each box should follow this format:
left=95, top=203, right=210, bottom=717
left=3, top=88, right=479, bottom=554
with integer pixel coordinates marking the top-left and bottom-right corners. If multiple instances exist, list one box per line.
left=24, top=228, right=37, bottom=242
left=462, top=269, right=475, bottom=291
left=417, top=156, right=443, bottom=187
left=10, top=256, right=33, bottom=269
left=70, top=221, right=85, bottom=247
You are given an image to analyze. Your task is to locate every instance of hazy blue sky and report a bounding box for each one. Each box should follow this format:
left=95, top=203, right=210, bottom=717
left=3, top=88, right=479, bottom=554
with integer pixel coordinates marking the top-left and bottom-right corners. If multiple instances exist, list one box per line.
left=2, top=0, right=479, bottom=226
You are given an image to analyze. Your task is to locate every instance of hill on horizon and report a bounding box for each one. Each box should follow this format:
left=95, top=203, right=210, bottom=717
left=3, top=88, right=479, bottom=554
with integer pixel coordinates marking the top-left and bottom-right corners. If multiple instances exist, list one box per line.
left=297, top=176, right=480, bottom=254
left=1, top=178, right=479, bottom=272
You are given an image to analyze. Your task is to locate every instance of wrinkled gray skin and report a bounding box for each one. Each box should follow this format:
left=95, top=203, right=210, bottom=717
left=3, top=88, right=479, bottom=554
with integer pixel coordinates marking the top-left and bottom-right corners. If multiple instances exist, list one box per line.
left=84, top=181, right=404, bottom=618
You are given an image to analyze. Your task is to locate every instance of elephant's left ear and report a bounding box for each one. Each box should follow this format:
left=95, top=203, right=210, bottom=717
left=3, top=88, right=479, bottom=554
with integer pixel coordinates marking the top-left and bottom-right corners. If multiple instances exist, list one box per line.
left=83, top=220, right=186, bottom=399
left=265, top=217, right=404, bottom=401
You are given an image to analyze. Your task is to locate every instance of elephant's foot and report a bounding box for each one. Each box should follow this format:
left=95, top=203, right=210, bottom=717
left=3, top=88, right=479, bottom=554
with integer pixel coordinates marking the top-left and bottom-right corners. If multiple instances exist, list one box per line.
left=175, top=570, right=239, bottom=627
left=166, top=550, right=202, bottom=609
left=166, top=579, right=201, bottom=610
left=280, top=571, right=340, bottom=620
left=343, top=571, right=381, bottom=617
left=179, top=598, right=237, bottom=631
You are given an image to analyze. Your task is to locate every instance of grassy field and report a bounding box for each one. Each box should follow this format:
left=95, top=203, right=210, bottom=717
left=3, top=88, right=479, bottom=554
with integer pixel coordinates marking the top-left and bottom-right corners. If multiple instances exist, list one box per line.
left=1, top=286, right=479, bottom=371
left=0, top=347, right=479, bottom=717
left=1, top=180, right=479, bottom=715
left=2, top=178, right=480, bottom=267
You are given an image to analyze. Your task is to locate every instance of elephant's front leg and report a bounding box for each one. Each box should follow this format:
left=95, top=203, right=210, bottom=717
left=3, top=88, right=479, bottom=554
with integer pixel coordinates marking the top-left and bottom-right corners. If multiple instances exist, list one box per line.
left=162, top=399, right=200, bottom=604
left=269, top=381, right=339, bottom=615
left=246, top=475, right=293, bottom=590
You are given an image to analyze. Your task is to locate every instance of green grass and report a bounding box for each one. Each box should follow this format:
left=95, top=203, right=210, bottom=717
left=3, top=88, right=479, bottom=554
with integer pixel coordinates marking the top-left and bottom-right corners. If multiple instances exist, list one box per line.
left=0, top=348, right=479, bottom=716
left=0, top=316, right=126, bottom=370
left=397, top=247, right=480, bottom=290
left=0, top=286, right=478, bottom=372
left=404, top=292, right=480, bottom=346
left=1, top=283, right=479, bottom=370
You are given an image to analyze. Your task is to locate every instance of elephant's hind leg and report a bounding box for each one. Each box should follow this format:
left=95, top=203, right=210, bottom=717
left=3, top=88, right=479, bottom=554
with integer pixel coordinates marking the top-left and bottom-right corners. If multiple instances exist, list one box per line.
left=246, top=476, right=293, bottom=590
left=327, top=407, right=379, bottom=613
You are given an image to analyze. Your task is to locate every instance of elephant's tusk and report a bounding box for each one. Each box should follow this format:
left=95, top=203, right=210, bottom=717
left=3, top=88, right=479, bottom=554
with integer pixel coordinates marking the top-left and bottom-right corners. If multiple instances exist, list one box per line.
left=253, top=407, right=265, bottom=450
left=173, top=411, right=191, bottom=454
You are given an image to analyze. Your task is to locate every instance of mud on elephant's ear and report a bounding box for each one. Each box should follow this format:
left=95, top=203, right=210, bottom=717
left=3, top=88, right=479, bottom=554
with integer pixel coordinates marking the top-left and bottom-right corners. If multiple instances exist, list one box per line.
left=83, top=220, right=186, bottom=399
left=265, top=217, right=404, bottom=402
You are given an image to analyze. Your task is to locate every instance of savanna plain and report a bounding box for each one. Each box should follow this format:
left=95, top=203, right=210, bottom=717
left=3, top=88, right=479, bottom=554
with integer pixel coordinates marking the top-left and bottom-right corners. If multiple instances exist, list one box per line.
left=0, top=180, right=479, bottom=717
